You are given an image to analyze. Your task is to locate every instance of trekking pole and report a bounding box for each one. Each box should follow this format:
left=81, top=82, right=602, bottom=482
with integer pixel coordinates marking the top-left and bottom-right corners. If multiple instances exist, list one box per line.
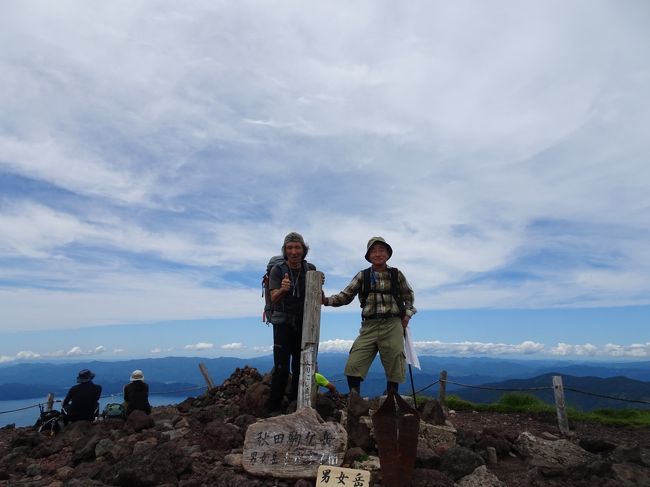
left=404, top=328, right=417, bottom=408
left=408, top=363, right=417, bottom=408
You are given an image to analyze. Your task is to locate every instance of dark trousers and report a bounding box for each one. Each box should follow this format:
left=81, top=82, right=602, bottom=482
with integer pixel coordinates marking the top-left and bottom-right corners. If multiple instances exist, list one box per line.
left=269, top=316, right=303, bottom=410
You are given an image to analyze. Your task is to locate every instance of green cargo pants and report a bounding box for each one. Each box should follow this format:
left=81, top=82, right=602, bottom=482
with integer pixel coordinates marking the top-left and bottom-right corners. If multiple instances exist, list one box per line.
left=344, top=317, right=406, bottom=384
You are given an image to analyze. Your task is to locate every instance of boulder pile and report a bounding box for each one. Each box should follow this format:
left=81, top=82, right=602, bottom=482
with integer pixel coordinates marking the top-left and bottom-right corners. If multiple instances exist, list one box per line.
left=0, top=366, right=648, bottom=486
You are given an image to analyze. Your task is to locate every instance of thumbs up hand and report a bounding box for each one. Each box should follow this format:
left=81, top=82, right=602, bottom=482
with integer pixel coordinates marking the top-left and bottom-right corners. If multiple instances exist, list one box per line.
left=281, top=273, right=291, bottom=292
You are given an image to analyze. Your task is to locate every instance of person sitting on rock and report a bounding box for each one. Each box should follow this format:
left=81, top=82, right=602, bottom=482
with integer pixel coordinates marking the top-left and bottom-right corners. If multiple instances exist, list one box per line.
left=123, top=369, right=152, bottom=416
left=62, top=369, right=102, bottom=422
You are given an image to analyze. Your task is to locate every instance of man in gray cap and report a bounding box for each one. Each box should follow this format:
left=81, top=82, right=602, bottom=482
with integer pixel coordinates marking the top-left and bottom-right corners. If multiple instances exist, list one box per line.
left=266, top=232, right=317, bottom=415
left=323, top=237, right=416, bottom=395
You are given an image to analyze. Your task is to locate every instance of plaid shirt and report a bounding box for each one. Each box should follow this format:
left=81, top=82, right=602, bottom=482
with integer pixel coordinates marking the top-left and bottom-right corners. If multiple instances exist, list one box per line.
left=326, top=266, right=416, bottom=319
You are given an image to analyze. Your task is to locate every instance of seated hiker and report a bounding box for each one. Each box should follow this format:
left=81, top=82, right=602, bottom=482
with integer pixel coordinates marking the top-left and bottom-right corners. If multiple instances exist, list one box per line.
left=123, top=369, right=151, bottom=416
left=62, top=369, right=102, bottom=422
left=315, top=372, right=339, bottom=397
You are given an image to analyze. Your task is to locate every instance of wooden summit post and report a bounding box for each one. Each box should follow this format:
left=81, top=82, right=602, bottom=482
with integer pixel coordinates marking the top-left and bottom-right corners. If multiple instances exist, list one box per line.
left=298, top=270, right=323, bottom=409
left=552, top=375, right=570, bottom=435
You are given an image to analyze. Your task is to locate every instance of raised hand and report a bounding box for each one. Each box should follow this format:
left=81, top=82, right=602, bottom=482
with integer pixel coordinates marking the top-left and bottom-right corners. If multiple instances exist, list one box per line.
left=281, top=273, right=291, bottom=292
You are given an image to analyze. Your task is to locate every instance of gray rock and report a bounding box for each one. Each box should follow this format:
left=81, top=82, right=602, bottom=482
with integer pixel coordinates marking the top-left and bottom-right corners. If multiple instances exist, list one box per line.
left=242, top=407, right=347, bottom=479
left=204, top=421, right=242, bottom=450
left=419, top=421, right=457, bottom=450
left=411, top=467, right=455, bottom=487
left=242, top=381, right=270, bottom=417
left=94, top=438, right=115, bottom=459
left=224, top=453, right=243, bottom=468
left=484, top=446, right=498, bottom=465
left=514, top=431, right=596, bottom=469
left=415, top=446, right=441, bottom=469
left=420, top=399, right=447, bottom=425
left=610, top=443, right=643, bottom=465
left=611, top=463, right=650, bottom=486
left=353, top=454, right=381, bottom=471
left=343, top=446, right=367, bottom=465
left=125, top=409, right=154, bottom=431
left=25, top=463, right=41, bottom=477
left=439, top=446, right=486, bottom=481
left=456, top=465, right=506, bottom=487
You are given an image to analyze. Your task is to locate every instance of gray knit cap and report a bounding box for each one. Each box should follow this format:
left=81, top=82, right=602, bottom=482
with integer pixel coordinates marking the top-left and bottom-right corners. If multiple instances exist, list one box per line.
left=282, top=232, right=309, bottom=259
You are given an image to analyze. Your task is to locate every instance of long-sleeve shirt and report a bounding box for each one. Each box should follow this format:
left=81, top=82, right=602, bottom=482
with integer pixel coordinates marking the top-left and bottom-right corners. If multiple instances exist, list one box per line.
left=325, top=266, right=416, bottom=319
left=62, top=382, right=102, bottom=421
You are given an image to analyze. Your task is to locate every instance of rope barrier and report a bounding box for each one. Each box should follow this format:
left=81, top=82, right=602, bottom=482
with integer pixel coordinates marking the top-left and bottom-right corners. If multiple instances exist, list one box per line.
left=443, top=379, right=552, bottom=392
left=0, top=386, right=207, bottom=415
left=563, top=387, right=650, bottom=405
left=3, top=377, right=649, bottom=415
left=414, top=380, right=439, bottom=395
left=409, top=377, right=650, bottom=407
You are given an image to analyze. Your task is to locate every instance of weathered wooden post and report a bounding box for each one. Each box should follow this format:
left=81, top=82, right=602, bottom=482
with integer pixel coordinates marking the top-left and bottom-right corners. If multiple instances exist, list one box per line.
left=298, top=270, right=323, bottom=409
left=552, top=375, right=570, bottom=435
left=438, top=370, right=448, bottom=407
left=46, top=393, right=55, bottom=412
left=198, top=362, right=216, bottom=391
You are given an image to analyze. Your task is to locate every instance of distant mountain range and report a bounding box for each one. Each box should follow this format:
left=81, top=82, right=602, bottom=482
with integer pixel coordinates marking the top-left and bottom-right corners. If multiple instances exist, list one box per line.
left=451, top=373, right=650, bottom=411
left=1, top=354, right=649, bottom=411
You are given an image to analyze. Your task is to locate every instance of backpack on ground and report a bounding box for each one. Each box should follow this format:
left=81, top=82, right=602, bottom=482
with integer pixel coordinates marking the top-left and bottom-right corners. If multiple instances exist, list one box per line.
left=102, top=402, right=125, bottom=420
left=35, top=406, right=66, bottom=435
left=359, top=266, right=406, bottom=317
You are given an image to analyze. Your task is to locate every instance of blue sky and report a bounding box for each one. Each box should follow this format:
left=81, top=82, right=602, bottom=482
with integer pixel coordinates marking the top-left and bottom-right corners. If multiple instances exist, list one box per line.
left=1, top=1, right=649, bottom=363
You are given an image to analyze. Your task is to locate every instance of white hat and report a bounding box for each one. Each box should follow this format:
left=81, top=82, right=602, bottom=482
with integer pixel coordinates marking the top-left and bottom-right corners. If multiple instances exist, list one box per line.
left=130, top=369, right=144, bottom=381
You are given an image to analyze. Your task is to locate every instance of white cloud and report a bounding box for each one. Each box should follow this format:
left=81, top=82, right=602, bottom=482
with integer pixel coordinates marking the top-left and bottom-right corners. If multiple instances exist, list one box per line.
left=184, top=342, right=214, bottom=351
left=15, top=350, right=41, bottom=360
left=221, top=343, right=244, bottom=350
left=549, top=343, right=599, bottom=357
left=320, top=339, right=354, bottom=353
left=414, top=340, right=546, bottom=356
left=602, top=343, right=650, bottom=358
left=55, top=346, right=106, bottom=357
left=0, top=0, right=648, bottom=338
left=150, top=348, right=162, bottom=354
left=251, top=345, right=273, bottom=354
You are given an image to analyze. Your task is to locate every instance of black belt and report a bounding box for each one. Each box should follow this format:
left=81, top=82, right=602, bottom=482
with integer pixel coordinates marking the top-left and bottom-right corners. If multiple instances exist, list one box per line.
left=362, top=313, right=401, bottom=321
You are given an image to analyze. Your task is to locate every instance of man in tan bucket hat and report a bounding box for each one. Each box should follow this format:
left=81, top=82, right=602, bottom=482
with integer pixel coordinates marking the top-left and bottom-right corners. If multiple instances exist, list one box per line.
left=323, top=236, right=416, bottom=395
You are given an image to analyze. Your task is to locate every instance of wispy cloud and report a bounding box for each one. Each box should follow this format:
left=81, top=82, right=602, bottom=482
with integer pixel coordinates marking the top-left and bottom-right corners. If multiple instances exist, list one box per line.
left=322, top=339, right=650, bottom=358
left=0, top=345, right=106, bottom=362
left=0, top=338, right=649, bottom=364
left=549, top=343, right=599, bottom=356
left=184, top=342, right=214, bottom=351
left=414, top=340, right=546, bottom=356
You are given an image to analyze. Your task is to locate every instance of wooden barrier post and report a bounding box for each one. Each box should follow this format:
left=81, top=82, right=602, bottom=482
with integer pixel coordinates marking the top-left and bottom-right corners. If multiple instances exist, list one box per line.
left=45, top=393, right=55, bottom=412
left=199, top=363, right=216, bottom=391
left=298, top=270, right=323, bottom=409
left=552, top=375, right=570, bottom=435
left=438, top=370, right=448, bottom=407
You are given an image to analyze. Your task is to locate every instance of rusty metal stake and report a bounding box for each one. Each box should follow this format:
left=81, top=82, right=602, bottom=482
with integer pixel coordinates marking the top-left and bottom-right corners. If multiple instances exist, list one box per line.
left=372, top=390, right=420, bottom=487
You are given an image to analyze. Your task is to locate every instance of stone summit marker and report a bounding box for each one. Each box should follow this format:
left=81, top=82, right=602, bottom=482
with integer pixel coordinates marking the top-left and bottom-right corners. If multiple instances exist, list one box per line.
left=242, top=407, right=348, bottom=479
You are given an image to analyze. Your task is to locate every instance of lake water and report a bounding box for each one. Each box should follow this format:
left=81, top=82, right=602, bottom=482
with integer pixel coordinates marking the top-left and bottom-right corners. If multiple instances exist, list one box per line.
left=0, top=395, right=185, bottom=428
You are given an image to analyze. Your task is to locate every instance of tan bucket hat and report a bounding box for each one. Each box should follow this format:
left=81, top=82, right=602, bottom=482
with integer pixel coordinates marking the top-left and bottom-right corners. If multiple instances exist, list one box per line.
left=365, top=236, right=393, bottom=262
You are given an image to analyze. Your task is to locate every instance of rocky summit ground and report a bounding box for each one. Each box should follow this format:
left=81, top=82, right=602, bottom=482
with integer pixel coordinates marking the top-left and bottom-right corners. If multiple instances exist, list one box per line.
left=0, top=366, right=649, bottom=486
